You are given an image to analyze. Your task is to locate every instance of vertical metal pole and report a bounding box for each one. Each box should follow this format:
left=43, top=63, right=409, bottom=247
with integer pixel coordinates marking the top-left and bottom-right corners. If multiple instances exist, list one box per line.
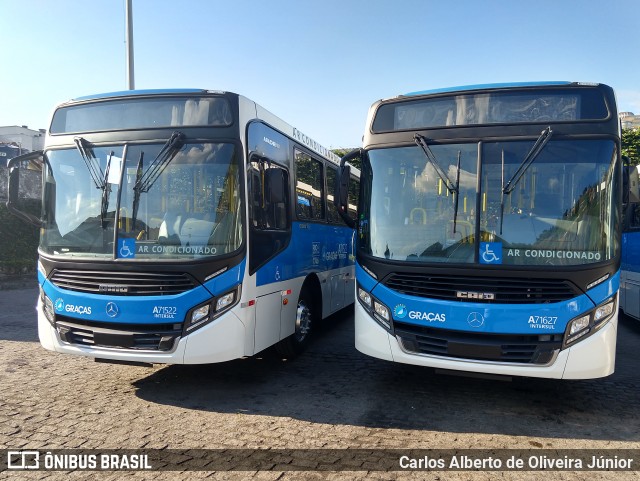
left=125, top=0, right=135, bottom=90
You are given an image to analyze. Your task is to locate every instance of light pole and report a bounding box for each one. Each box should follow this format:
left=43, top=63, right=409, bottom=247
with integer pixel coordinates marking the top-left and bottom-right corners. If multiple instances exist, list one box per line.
left=125, top=0, right=135, bottom=90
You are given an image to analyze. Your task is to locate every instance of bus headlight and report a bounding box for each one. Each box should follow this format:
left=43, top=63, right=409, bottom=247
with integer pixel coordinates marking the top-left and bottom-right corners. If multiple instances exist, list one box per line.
left=358, top=287, right=372, bottom=308
left=216, top=291, right=236, bottom=311
left=566, top=314, right=590, bottom=343
left=185, top=285, right=241, bottom=333
left=191, top=305, right=210, bottom=325
left=357, top=283, right=392, bottom=332
left=39, top=287, right=55, bottom=325
left=374, top=301, right=390, bottom=323
left=594, top=301, right=614, bottom=324
left=564, top=296, right=616, bottom=347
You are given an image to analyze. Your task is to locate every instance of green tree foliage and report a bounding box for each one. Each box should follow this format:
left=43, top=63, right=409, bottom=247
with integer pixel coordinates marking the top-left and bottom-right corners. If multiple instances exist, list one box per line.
left=331, top=148, right=362, bottom=170
left=0, top=204, right=39, bottom=273
left=622, top=128, right=640, bottom=166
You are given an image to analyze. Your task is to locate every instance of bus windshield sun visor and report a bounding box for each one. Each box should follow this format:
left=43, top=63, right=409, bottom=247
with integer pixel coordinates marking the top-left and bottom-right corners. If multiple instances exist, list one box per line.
left=414, top=134, right=462, bottom=233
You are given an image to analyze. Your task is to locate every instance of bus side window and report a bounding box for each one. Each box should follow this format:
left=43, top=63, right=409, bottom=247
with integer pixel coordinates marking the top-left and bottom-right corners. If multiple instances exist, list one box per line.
left=248, top=158, right=290, bottom=274
left=249, top=159, right=289, bottom=231
left=326, top=166, right=342, bottom=224
left=295, top=149, right=324, bottom=221
left=265, top=167, right=288, bottom=229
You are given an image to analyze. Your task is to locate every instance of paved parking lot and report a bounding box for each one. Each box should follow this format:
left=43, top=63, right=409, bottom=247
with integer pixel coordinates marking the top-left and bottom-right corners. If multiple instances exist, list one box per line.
left=1, top=285, right=639, bottom=480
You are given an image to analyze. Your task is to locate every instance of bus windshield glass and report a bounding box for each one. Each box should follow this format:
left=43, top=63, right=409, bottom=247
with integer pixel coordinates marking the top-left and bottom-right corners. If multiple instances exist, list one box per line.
left=50, top=96, right=233, bottom=133
left=41, top=142, right=243, bottom=260
left=372, top=87, right=609, bottom=132
left=360, top=139, right=618, bottom=266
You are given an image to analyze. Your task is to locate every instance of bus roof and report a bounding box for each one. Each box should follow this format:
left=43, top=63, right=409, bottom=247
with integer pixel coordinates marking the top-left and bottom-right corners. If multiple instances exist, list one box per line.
left=402, top=81, right=577, bottom=98
left=70, top=89, right=210, bottom=102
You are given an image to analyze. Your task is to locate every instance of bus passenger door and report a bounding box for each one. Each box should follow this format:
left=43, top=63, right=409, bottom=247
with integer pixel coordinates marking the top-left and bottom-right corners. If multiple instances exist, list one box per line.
left=248, top=156, right=291, bottom=352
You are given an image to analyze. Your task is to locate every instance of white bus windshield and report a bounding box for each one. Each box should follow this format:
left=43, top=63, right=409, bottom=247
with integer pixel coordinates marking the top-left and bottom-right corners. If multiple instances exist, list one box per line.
left=360, top=139, right=618, bottom=266
left=41, top=142, right=243, bottom=260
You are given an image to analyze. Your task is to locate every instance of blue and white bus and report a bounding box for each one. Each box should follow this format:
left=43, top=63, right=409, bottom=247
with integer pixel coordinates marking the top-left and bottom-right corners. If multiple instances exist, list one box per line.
left=7, top=89, right=359, bottom=364
left=337, top=82, right=626, bottom=379
left=621, top=164, right=640, bottom=321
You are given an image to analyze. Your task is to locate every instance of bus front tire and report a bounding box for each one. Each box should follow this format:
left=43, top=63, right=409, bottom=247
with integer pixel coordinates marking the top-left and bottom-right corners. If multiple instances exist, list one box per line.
left=275, top=287, right=315, bottom=358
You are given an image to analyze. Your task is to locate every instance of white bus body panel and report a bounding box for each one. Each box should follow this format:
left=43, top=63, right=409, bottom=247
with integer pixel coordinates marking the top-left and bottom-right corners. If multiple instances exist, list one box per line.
left=354, top=302, right=617, bottom=380
left=37, top=298, right=249, bottom=364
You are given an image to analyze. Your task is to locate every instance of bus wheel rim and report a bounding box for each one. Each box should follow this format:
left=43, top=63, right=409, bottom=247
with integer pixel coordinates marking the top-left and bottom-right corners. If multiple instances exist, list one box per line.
left=295, top=300, right=311, bottom=342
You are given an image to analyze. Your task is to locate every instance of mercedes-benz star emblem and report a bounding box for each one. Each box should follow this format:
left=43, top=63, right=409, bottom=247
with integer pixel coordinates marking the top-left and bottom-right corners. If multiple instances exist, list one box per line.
left=467, top=311, right=485, bottom=328
left=105, top=302, right=119, bottom=318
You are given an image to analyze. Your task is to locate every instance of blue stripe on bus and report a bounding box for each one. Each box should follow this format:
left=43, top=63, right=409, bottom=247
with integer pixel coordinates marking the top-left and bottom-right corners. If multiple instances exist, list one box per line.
left=357, top=261, right=619, bottom=335
left=404, top=81, right=572, bottom=97
left=255, top=222, right=355, bottom=287
left=41, top=263, right=245, bottom=325
left=203, top=259, right=246, bottom=297
left=72, top=89, right=206, bottom=102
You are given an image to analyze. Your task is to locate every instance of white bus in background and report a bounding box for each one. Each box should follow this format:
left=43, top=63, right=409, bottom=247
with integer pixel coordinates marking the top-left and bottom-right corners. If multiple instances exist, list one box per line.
left=7, top=89, right=359, bottom=365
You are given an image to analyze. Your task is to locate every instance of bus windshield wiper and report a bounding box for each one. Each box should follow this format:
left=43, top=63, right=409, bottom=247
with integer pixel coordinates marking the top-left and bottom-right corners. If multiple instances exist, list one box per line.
left=500, top=127, right=553, bottom=234
left=502, top=127, right=553, bottom=195
left=130, top=151, right=144, bottom=231
left=74, top=137, right=112, bottom=227
left=415, top=134, right=462, bottom=233
left=452, top=150, right=461, bottom=234
left=414, top=134, right=458, bottom=194
left=100, top=151, right=114, bottom=228
left=134, top=131, right=185, bottom=194
left=74, top=136, right=104, bottom=189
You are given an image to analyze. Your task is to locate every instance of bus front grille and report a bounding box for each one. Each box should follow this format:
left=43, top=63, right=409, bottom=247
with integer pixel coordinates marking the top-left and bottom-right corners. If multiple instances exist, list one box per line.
left=55, top=316, right=182, bottom=352
left=394, top=322, right=563, bottom=365
left=50, top=269, right=197, bottom=296
left=382, top=273, right=579, bottom=304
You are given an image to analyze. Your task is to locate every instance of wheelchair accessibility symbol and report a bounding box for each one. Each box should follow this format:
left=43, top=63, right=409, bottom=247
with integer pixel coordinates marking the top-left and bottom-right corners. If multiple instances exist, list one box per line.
left=480, top=242, right=502, bottom=264
left=118, top=238, right=136, bottom=259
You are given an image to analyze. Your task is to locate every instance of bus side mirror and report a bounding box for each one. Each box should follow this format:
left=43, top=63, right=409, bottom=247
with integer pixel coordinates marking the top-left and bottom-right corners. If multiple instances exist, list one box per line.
left=265, top=167, right=286, bottom=204
left=6, top=151, right=44, bottom=227
left=622, top=155, right=630, bottom=205
left=336, top=149, right=360, bottom=229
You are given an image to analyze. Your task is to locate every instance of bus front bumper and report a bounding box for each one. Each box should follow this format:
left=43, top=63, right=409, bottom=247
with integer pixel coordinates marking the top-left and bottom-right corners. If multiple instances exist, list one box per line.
left=37, top=298, right=248, bottom=365
left=354, top=302, right=617, bottom=380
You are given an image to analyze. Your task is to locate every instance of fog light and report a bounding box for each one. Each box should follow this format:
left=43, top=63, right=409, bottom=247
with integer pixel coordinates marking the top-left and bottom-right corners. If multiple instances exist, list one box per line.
left=216, top=291, right=235, bottom=311
left=358, top=287, right=372, bottom=308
